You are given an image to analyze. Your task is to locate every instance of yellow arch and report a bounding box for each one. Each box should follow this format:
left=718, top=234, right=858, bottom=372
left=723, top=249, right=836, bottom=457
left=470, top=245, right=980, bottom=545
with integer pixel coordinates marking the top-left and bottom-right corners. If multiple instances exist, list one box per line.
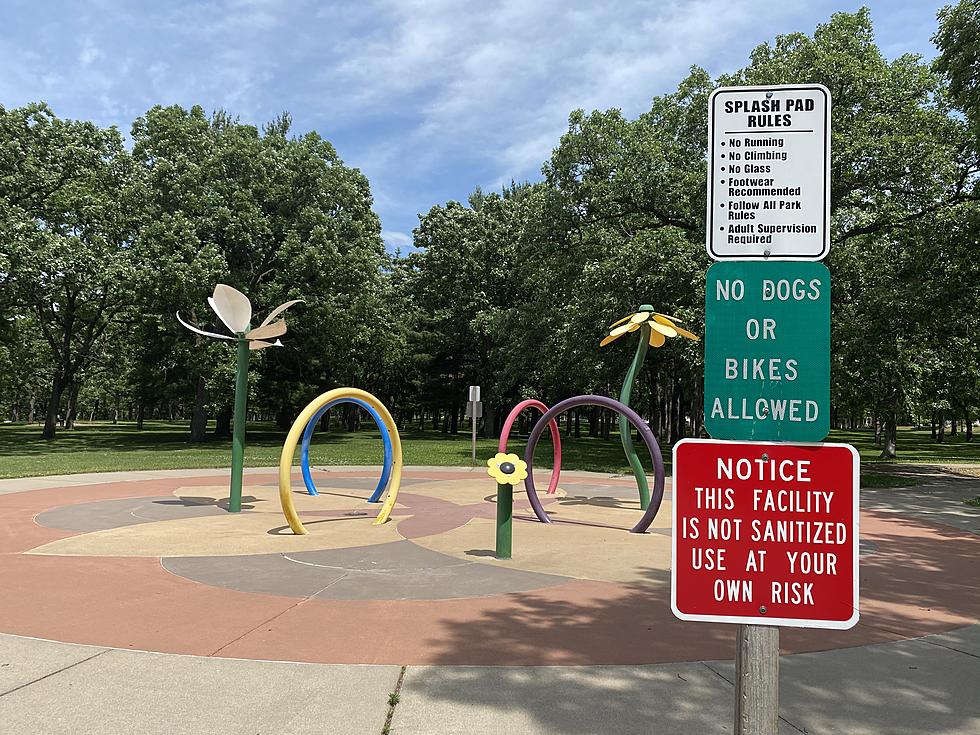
left=279, top=388, right=403, bottom=535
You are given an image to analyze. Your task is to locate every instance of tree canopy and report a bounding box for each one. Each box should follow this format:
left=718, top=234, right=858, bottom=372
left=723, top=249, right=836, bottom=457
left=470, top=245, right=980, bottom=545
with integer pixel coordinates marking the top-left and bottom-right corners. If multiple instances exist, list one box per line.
left=1, top=7, right=977, bottom=457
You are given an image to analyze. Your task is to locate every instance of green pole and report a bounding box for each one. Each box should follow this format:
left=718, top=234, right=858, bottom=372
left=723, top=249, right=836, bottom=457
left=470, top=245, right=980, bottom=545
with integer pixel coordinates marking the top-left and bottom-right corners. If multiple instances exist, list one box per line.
left=619, top=309, right=652, bottom=510
left=495, top=483, right=513, bottom=559
left=229, top=334, right=249, bottom=513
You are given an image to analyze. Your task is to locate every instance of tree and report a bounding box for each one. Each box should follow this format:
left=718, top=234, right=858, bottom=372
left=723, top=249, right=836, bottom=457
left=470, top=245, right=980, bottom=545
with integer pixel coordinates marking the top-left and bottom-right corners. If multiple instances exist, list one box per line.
left=132, top=106, right=388, bottom=438
left=0, top=103, right=141, bottom=439
left=934, top=0, right=980, bottom=136
left=533, top=68, right=713, bottom=442
left=251, top=122, right=388, bottom=425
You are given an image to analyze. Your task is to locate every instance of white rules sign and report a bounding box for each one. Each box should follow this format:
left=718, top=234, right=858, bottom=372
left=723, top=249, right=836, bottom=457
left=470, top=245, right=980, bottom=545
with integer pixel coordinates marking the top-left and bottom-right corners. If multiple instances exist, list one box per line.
left=706, top=84, right=831, bottom=261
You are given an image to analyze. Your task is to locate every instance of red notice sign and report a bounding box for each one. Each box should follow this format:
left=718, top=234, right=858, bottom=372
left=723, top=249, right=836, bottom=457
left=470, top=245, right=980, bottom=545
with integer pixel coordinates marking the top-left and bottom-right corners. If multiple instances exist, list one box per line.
left=671, top=438, right=859, bottom=629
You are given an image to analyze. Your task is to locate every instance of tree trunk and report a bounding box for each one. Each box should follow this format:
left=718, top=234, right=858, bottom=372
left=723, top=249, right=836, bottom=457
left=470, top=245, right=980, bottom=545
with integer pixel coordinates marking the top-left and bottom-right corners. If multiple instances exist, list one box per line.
left=449, top=403, right=459, bottom=435
left=950, top=417, right=958, bottom=436
left=136, top=403, right=145, bottom=430
left=274, top=404, right=291, bottom=430
left=190, top=376, right=209, bottom=442
left=648, top=375, right=657, bottom=437
left=693, top=392, right=703, bottom=438
left=674, top=382, right=685, bottom=442
left=482, top=403, right=497, bottom=438
left=966, top=414, right=973, bottom=442
left=879, top=413, right=897, bottom=459
left=41, top=372, right=65, bottom=439
left=213, top=405, right=232, bottom=437
left=64, top=378, right=80, bottom=430
left=931, top=412, right=937, bottom=440
left=938, top=411, right=946, bottom=443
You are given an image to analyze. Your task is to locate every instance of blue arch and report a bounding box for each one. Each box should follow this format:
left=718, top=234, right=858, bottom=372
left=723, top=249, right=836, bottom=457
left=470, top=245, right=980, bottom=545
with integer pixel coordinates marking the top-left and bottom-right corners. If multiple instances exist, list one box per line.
left=301, top=397, right=393, bottom=503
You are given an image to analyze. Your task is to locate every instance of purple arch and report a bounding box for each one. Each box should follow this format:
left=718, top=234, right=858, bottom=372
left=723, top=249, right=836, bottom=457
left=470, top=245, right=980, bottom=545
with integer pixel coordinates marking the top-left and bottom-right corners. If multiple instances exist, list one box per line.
left=523, top=395, right=666, bottom=534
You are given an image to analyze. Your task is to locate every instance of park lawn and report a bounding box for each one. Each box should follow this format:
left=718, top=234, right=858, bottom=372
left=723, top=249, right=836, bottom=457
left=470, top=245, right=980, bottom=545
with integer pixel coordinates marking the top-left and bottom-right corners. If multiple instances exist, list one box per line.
left=832, top=428, right=980, bottom=465
left=0, top=420, right=650, bottom=479
left=0, top=421, right=973, bottom=483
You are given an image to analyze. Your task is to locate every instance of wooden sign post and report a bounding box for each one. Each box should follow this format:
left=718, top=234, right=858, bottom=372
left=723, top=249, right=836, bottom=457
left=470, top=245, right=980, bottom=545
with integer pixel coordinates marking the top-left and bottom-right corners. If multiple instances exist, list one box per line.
left=735, top=625, right=779, bottom=734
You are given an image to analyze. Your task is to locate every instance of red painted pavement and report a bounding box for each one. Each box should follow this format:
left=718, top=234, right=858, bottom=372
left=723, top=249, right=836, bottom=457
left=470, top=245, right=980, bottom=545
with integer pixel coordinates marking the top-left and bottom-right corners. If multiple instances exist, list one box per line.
left=0, top=472, right=975, bottom=665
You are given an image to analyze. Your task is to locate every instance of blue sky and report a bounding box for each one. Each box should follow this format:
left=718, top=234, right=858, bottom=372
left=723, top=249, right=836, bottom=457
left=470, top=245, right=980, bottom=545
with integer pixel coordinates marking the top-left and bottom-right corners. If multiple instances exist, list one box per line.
left=0, top=0, right=947, bottom=251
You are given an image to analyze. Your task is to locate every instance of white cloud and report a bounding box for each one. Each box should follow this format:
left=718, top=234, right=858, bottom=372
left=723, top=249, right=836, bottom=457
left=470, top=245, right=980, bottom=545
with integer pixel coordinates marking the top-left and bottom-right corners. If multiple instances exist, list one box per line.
left=314, top=0, right=808, bottom=190
left=79, top=36, right=103, bottom=66
left=381, top=229, right=413, bottom=247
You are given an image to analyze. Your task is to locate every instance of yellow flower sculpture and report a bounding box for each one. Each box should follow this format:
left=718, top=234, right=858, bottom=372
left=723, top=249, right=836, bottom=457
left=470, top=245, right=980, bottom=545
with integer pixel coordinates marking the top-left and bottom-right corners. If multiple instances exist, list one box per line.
left=598, top=304, right=700, bottom=511
left=600, top=308, right=700, bottom=348
left=487, top=452, right=529, bottom=485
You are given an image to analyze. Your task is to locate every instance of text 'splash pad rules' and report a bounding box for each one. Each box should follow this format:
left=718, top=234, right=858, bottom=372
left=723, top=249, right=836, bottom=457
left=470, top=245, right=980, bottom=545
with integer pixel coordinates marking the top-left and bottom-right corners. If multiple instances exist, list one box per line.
left=707, top=85, right=830, bottom=261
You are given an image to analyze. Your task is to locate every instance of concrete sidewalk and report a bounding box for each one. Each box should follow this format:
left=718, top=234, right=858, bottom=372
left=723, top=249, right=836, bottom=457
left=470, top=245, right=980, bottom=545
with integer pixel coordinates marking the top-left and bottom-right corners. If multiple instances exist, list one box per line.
left=0, top=634, right=400, bottom=734
left=2, top=626, right=978, bottom=734
left=396, top=626, right=980, bottom=734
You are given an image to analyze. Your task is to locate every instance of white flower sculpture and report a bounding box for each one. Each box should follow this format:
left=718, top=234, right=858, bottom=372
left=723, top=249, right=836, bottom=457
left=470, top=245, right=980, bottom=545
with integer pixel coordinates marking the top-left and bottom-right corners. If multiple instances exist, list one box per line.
left=175, top=284, right=304, bottom=514
left=176, top=284, right=304, bottom=349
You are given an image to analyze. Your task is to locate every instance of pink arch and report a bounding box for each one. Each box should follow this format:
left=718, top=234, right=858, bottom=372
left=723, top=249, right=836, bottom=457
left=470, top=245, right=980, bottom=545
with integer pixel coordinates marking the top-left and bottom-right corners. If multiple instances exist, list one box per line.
left=499, top=399, right=562, bottom=495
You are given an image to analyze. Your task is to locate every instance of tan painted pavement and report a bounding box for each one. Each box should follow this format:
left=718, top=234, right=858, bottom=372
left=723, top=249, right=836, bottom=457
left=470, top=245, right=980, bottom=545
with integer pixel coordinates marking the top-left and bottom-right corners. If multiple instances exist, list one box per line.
left=414, top=514, right=673, bottom=585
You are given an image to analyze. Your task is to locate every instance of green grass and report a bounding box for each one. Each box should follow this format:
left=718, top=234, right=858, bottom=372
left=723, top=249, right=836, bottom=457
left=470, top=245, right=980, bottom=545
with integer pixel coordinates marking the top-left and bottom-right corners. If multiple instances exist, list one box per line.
left=0, top=419, right=653, bottom=479
left=833, top=427, right=980, bottom=465
left=859, top=471, right=923, bottom=489
left=0, top=421, right=974, bottom=481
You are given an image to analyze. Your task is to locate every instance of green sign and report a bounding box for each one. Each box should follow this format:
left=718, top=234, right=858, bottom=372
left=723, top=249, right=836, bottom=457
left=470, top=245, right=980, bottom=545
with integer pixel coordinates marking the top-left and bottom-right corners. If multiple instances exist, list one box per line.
left=704, top=261, right=830, bottom=442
